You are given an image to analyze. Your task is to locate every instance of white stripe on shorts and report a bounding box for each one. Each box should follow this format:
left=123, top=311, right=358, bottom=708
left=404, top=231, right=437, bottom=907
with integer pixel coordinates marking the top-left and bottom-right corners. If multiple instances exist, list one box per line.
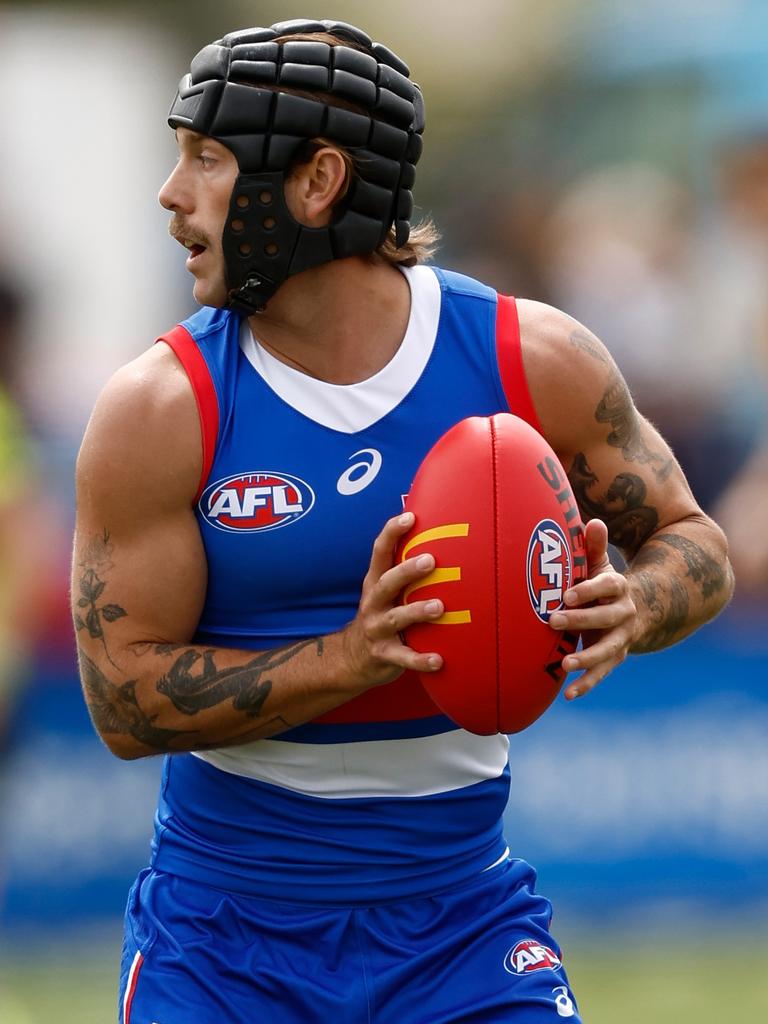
left=123, top=950, right=143, bottom=1024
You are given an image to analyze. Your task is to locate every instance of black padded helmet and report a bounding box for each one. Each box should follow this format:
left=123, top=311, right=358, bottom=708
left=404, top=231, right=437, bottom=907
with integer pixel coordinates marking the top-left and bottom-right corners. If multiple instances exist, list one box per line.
left=168, top=18, right=425, bottom=313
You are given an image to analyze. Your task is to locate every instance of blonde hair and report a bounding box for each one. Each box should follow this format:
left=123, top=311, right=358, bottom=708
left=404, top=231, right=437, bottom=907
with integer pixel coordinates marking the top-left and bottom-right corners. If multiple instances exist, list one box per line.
left=374, top=219, right=441, bottom=268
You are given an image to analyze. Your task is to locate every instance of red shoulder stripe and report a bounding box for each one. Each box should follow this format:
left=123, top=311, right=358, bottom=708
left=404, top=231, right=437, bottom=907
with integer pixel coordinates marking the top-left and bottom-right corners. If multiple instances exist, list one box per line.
left=495, top=294, right=542, bottom=433
left=157, top=325, right=219, bottom=503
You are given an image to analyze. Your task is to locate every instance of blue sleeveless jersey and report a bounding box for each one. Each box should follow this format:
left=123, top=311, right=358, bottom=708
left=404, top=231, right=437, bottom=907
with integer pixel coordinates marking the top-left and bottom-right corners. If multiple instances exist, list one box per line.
left=150, top=266, right=541, bottom=903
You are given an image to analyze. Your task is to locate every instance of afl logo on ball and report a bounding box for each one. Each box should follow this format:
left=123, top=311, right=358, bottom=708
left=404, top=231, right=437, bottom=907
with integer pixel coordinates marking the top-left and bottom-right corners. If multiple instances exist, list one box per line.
left=200, top=471, right=315, bottom=533
left=526, top=519, right=572, bottom=622
left=504, top=939, right=562, bottom=975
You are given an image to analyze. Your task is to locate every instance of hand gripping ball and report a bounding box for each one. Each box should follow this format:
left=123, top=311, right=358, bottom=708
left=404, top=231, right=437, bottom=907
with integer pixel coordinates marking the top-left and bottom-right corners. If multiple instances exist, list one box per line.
left=398, top=414, right=587, bottom=735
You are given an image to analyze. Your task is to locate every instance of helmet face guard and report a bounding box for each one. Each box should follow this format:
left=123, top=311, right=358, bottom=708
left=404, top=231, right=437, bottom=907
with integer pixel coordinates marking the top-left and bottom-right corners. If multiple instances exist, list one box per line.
left=168, top=19, right=425, bottom=313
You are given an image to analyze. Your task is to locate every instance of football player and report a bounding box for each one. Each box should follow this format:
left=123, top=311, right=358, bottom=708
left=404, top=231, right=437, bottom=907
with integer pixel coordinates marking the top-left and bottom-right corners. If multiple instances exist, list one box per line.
left=72, top=19, right=733, bottom=1023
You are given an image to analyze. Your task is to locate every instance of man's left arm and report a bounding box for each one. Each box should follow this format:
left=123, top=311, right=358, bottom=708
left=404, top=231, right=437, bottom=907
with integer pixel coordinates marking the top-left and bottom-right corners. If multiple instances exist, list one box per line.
left=518, top=300, right=735, bottom=699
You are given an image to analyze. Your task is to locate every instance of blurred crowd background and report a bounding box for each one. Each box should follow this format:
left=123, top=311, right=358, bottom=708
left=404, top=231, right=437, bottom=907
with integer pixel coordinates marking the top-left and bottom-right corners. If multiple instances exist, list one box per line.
left=0, top=1, right=767, bottom=1021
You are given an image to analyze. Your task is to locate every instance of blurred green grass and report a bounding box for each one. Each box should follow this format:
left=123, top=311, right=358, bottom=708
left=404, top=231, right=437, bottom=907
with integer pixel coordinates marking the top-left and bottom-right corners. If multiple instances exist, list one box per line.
left=567, top=935, right=768, bottom=1022
left=1, top=931, right=767, bottom=1022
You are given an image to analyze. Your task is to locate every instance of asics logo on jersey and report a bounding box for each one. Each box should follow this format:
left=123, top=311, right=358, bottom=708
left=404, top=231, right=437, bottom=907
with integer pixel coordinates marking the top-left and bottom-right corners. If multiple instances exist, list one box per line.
left=200, top=471, right=315, bottom=533
left=526, top=519, right=572, bottom=622
left=503, top=939, right=562, bottom=975
left=337, top=448, right=382, bottom=495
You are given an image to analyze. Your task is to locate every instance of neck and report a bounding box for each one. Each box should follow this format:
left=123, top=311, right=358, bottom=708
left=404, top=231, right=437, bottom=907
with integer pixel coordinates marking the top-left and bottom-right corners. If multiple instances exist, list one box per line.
left=246, top=257, right=411, bottom=384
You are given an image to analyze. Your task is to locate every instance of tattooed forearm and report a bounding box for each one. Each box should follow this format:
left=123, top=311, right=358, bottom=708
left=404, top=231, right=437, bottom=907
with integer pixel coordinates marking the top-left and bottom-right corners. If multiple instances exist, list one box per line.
left=189, top=717, right=296, bottom=751
left=568, top=453, right=658, bottom=553
left=78, top=648, right=191, bottom=750
left=631, top=573, right=691, bottom=653
left=79, top=638, right=326, bottom=752
left=633, top=571, right=662, bottom=625
left=73, top=521, right=347, bottom=754
left=596, top=374, right=673, bottom=479
left=638, top=573, right=692, bottom=651
left=633, top=532, right=728, bottom=601
left=627, top=525, right=732, bottom=652
left=155, top=638, right=324, bottom=718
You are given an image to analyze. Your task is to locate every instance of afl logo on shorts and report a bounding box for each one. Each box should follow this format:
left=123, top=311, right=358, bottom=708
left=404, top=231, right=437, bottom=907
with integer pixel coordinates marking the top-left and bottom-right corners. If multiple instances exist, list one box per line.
left=504, top=939, right=562, bottom=975
left=200, top=471, right=315, bottom=533
left=526, top=519, right=572, bottom=622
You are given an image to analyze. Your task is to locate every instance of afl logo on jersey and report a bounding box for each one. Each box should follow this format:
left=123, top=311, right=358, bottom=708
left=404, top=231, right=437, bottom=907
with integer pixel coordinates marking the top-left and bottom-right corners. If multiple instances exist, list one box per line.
left=200, top=471, right=315, bottom=533
left=503, top=939, right=562, bottom=976
left=526, top=519, right=572, bottom=622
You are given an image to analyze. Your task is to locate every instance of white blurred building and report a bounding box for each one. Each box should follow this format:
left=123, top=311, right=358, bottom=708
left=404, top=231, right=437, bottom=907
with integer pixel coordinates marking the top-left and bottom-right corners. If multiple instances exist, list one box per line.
left=0, top=9, right=188, bottom=440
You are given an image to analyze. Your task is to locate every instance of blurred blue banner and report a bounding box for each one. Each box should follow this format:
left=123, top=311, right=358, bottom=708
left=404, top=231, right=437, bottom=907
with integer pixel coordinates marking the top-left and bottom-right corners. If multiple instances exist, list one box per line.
left=0, top=666, right=161, bottom=926
left=505, top=601, right=768, bottom=922
left=1, top=601, right=766, bottom=929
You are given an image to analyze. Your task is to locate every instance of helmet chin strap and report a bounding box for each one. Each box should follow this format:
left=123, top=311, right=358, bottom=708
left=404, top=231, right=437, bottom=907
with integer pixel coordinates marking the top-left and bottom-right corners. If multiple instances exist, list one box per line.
left=227, top=276, right=274, bottom=316
left=222, top=170, right=335, bottom=314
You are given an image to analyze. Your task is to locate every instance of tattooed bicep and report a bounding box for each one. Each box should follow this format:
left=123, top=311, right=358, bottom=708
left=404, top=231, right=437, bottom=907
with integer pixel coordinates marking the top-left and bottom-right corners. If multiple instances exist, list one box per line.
left=527, top=315, right=699, bottom=555
left=595, top=371, right=674, bottom=481
left=73, top=529, right=128, bottom=669
left=565, top=371, right=696, bottom=555
left=567, top=452, right=660, bottom=552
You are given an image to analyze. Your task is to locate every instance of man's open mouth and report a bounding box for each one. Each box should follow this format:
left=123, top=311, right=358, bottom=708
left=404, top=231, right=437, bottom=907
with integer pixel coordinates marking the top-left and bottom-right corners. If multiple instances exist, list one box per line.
left=179, top=239, right=207, bottom=259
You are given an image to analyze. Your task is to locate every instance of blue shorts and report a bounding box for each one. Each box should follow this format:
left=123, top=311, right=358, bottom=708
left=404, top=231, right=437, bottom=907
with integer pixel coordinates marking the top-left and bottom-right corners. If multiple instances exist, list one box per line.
left=119, top=859, right=581, bottom=1023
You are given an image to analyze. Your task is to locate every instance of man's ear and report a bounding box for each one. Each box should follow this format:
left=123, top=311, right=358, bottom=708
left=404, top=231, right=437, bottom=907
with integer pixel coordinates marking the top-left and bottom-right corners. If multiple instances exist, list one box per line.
left=285, top=147, right=350, bottom=227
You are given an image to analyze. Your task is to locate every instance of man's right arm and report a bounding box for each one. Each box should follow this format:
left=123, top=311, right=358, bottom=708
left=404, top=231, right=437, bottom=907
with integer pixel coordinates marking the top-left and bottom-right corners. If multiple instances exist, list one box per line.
left=73, top=344, right=443, bottom=760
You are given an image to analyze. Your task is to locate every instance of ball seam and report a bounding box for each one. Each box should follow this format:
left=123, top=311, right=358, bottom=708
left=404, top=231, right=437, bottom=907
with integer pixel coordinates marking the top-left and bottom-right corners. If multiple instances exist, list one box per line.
left=490, top=414, right=502, bottom=734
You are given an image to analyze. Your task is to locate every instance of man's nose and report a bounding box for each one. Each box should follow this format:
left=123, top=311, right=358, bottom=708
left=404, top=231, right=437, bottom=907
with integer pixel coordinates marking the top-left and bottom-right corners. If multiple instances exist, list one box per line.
left=158, top=162, right=192, bottom=213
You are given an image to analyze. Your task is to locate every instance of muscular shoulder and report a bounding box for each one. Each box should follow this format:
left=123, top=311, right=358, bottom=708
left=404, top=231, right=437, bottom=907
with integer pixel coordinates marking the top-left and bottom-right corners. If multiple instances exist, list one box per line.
left=76, top=342, right=201, bottom=518
left=516, top=299, right=619, bottom=460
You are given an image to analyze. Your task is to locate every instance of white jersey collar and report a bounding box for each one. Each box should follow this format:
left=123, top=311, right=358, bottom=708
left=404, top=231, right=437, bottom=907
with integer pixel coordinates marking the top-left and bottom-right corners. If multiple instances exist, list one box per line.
left=239, top=264, right=441, bottom=433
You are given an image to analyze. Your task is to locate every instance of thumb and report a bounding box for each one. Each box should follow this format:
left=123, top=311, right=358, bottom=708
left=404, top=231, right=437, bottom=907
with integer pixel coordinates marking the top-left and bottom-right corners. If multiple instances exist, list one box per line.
left=584, top=518, right=611, bottom=577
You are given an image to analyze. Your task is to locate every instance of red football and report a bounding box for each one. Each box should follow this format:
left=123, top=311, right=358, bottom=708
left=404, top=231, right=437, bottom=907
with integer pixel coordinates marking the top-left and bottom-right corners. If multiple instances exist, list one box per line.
left=398, top=414, right=587, bottom=735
